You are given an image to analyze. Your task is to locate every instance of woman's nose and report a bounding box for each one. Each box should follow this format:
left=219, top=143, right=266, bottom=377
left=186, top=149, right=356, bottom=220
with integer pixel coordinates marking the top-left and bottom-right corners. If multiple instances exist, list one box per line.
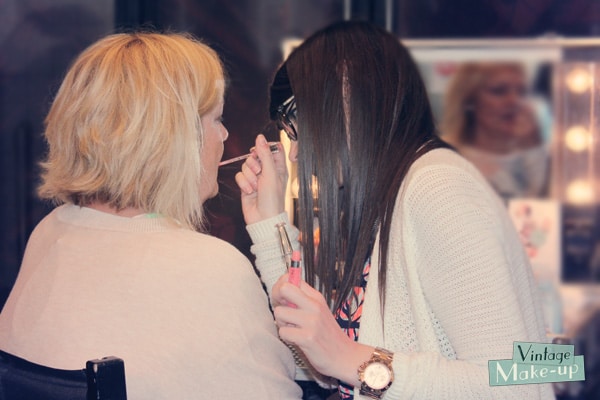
left=508, top=88, right=525, bottom=104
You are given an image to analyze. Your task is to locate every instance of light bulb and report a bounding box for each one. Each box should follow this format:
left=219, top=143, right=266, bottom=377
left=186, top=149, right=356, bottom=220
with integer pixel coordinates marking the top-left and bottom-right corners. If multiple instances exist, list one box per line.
left=565, top=68, right=592, bottom=94
left=566, top=179, right=595, bottom=204
left=564, top=125, right=591, bottom=152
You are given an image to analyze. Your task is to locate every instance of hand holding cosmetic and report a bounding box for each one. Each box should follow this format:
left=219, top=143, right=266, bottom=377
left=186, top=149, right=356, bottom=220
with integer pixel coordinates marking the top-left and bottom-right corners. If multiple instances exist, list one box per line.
left=235, top=134, right=288, bottom=224
left=272, top=272, right=364, bottom=382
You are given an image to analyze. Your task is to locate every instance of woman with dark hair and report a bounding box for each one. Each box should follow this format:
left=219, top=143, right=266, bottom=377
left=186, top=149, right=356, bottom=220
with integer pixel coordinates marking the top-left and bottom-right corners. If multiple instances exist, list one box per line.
left=237, top=21, right=553, bottom=399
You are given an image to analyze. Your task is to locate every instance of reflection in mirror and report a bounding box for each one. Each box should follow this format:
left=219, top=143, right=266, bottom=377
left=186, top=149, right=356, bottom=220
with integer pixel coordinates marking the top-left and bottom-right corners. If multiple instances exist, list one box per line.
left=402, top=39, right=564, bottom=203
left=438, top=61, right=552, bottom=201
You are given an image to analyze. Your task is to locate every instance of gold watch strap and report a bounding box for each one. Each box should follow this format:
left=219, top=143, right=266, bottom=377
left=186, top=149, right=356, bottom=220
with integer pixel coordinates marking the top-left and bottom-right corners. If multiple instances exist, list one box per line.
left=373, top=347, right=394, bottom=361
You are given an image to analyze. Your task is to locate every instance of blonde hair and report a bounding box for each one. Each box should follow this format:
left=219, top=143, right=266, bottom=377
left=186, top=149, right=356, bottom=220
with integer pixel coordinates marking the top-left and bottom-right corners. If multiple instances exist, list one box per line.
left=38, top=32, right=224, bottom=230
left=441, top=62, right=525, bottom=147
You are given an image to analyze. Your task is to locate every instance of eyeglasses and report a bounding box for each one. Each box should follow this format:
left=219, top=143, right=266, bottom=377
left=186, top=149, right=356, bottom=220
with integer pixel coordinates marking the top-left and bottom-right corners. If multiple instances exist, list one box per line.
left=276, top=96, right=297, bottom=141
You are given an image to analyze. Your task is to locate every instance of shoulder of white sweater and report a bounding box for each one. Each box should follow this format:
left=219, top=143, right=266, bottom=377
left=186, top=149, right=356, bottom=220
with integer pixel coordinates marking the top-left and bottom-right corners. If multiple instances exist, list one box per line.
left=404, top=148, right=496, bottom=195
left=409, top=147, right=484, bottom=177
left=52, top=203, right=252, bottom=266
left=399, top=148, right=507, bottom=220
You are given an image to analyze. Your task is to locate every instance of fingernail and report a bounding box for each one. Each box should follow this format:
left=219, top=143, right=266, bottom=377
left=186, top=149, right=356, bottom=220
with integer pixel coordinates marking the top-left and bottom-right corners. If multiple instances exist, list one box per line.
left=257, top=135, right=267, bottom=145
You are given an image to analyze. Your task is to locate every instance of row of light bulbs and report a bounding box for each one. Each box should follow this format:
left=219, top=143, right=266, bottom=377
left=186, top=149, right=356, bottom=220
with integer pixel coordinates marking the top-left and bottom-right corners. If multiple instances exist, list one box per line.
left=562, top=66, right=597, bottom=205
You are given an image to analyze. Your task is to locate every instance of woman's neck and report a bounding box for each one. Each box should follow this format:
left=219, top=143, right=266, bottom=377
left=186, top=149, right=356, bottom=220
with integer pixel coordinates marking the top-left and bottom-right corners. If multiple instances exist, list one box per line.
left=470, top=129, right=518, bottom=154
left=86, top=202, right=146, bottom=218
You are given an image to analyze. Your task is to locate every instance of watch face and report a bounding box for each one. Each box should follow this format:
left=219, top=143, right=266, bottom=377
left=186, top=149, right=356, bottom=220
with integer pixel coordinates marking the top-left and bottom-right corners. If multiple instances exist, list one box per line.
left=364, top=361, right=392, bottom=390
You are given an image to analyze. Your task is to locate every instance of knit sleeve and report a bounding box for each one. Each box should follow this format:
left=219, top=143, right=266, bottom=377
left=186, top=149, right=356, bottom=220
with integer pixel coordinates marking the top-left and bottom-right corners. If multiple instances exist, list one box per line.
left=384, top=158, right=553, bottom=399
left=246, top=212, right=300, bottom=300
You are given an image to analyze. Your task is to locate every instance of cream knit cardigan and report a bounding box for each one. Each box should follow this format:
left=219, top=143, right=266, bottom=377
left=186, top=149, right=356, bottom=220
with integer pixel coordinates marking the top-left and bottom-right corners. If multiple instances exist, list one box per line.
left=247, top=148, right=555, bottom=399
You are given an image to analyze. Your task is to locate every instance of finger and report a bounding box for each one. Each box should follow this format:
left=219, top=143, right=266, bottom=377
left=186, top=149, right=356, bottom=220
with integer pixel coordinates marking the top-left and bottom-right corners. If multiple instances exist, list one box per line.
left=274, top=305, right=318, bottom=347
left=273, top=304, right=316, bottom=342
left=275, top=273, right=324, bottom=306
left=273, top=307, right=303, bottom=345
left=272, top=275, right=321, bottom=310
left=298, top=280, right=325, bottom=301
left=253, top=134, right=278, bottom=180
left=278, top=282, right=306, bottom=308
left=273, top=304, right=298, bottom=326
left=234, top=171, right=256, bottom=195
left=270, top=274, right=288, bottom=307
left=270, top=142, right=288, bottom=175
left=244, top=152, right=263, bottom=176
left=239, top=162, right=259, bottom=191
left=277, top=324, right=307, bottom=346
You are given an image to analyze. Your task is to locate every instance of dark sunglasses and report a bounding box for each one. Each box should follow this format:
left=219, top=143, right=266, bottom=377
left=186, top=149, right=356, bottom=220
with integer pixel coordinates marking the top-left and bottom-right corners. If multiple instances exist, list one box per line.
left=276, top=96, right=297, bottom=141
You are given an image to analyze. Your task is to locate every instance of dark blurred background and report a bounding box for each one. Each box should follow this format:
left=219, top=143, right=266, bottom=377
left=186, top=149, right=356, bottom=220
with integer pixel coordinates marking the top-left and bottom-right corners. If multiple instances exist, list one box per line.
left=1, top=1, right=600, bottom=397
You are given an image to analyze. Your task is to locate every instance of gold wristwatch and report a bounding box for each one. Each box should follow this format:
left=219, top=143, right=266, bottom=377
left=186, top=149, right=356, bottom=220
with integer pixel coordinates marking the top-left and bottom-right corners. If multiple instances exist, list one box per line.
left=357, top=347, right=394, bottom=399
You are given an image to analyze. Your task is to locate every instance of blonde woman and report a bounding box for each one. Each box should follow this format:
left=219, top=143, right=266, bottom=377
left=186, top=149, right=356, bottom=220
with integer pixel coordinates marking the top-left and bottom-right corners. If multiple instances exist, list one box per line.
left=441, top=62, right=550, bottom=200
left=0, top=32, right=301, bottom=399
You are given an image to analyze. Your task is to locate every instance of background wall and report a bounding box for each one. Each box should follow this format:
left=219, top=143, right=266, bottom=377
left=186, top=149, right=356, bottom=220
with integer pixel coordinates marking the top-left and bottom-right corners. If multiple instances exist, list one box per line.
left=0, top=0, right=115, bottom=305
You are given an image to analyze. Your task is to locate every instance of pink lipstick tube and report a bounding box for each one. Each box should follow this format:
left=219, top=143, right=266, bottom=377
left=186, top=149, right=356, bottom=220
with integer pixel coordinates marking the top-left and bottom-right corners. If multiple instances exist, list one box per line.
left=288, top=250, right=301, bottom=308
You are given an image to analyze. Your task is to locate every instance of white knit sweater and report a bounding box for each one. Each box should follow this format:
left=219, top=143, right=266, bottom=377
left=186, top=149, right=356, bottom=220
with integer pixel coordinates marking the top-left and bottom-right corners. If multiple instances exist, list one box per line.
left=247, top=148, right=555, bottom=399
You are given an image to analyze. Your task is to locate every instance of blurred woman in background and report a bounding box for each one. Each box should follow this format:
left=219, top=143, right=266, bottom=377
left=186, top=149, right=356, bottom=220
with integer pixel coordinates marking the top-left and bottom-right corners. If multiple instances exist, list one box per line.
left=441, top=62, right=550, bottom=201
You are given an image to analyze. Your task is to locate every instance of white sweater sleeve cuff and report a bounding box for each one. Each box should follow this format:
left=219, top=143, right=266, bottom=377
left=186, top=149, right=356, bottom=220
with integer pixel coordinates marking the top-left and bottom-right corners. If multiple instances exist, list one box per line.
left=246, top=213, right=300, bottom=297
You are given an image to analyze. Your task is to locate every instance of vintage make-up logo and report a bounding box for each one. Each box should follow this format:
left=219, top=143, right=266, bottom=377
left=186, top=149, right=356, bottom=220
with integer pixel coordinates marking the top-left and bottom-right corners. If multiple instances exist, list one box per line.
left=488, top=341, right=585, bottom=386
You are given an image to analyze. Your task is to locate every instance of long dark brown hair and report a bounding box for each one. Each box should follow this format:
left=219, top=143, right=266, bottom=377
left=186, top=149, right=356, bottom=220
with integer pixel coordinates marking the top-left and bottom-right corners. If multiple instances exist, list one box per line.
left=271, top=21, right=449, bottom=313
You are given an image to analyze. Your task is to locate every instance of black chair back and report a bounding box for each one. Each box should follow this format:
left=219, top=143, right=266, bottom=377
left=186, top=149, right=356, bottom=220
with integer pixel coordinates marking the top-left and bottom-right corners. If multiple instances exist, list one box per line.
left=0, top=350, right=126, bottom=400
